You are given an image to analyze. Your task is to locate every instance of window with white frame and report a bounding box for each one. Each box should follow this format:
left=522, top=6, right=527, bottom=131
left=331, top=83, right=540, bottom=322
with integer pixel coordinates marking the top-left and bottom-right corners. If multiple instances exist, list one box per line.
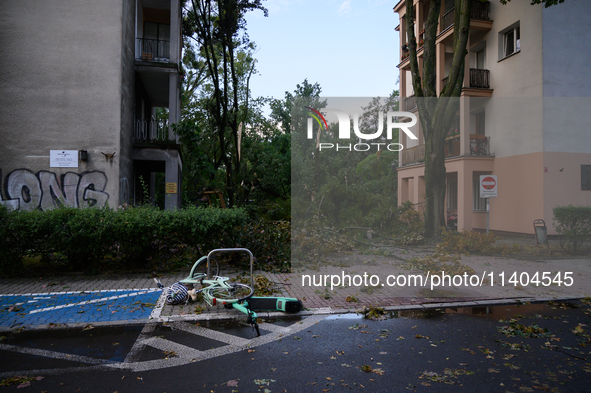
left=499, top=22, right=520, bottom=60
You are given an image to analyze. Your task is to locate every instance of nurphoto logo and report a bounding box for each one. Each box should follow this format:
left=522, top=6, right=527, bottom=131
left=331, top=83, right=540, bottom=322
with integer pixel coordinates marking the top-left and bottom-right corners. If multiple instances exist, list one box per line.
left=304, top=107, right=418, bottom=152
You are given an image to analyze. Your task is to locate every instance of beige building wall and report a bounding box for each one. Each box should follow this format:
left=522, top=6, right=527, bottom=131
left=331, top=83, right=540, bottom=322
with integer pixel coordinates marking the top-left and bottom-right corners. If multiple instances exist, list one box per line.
left=0, top=0, right=128, bottom=209
left=395, top=0, right=591, bottom=236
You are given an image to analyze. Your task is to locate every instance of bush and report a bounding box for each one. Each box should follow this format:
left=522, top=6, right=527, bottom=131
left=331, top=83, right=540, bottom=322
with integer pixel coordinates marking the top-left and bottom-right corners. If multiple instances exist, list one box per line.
left=0, top=206, right=25, bottom=275
left=234, top=220, right=291, bottom=272
left=0, top=206, right=257, bottom=276
left=553, top=205, right=591, bottom=254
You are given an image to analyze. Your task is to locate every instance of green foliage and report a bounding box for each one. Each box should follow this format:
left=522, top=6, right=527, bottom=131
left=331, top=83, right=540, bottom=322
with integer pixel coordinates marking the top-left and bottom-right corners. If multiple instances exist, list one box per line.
left=361, top=305, right=390, bottom=320
left=499, top=0, right=565, bottom=8
left=0, top=206, right=25, bottom=275
left=234, top=220, right=291, bottom=272
left=397, top=202, right=425, bottom=245
left=181, top=1, right=269, bottom=208
left=437, top=230, right=497, bottom=255
left=291, top=90, right=402, bottom=233
left=0, top=206, right=274, bottom=276
left=553, top=205, right=591, bottom=254
left=291, top=220, right=356, bottom=268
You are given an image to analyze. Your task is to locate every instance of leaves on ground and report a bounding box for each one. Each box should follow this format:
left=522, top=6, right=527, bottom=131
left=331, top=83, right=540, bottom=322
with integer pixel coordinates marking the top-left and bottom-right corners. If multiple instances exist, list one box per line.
left=420, top=368, right=474, bottom=385
left=0, top=376, right=44, bottom=388
left=498, top=321, right=550, bottom=338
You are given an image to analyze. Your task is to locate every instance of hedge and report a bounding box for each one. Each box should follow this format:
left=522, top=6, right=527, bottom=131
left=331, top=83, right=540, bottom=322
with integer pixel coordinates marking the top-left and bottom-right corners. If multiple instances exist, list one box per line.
left=553, top=205, right=591, bottom=254
left=0, top=206, right=290, bottom=276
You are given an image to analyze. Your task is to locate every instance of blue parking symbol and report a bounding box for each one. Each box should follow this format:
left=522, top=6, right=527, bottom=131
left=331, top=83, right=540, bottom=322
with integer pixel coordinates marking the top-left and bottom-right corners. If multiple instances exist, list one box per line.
left=0, top=289, right=162, bottom=328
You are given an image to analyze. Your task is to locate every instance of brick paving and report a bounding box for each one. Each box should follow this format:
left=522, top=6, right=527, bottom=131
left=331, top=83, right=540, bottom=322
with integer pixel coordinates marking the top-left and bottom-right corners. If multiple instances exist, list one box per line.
left=1, top=251, right=589, bottom=331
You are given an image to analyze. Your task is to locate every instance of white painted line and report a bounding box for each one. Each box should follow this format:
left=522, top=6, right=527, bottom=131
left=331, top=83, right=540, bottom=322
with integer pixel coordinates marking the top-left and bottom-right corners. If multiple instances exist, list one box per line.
left=0, top=314, right=330, bottom=376
left=257, top=323, right=292, bottom=333
left=123, top=323, right=157, bottom=364
left=120, top=315, right=329, bottom=371
left=28, top=289, right=161, bottom=314
left=142, top=337, right=203, bottom=359
left=149, top=291, right=167, bottom=321
left=0, top=343, right=115, bottom=365
left=174, top=321, right=251, bottom=346
left=108, top=357, right=190, bottom=372
left=0, top=288, right=156, bottom=297
left=0, top=365, right=109, bottom=379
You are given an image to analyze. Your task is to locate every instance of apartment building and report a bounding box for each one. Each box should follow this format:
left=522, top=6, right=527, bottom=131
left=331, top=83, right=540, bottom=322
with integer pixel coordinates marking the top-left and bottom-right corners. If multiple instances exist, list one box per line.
left=0, top=0, right=183, bottom=211
left=394, top=0, right=591, bottom=235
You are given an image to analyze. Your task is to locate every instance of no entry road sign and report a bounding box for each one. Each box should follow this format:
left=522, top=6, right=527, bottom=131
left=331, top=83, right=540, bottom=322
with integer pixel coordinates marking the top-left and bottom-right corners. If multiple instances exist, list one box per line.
left=480, top=175, right=498, bottom=198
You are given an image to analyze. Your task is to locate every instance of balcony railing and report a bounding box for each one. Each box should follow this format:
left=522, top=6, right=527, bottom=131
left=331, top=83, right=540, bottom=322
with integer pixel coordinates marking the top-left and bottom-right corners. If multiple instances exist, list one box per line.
left=445, top=135, right=460, bottom=158
left=400, top=144, right=425, bottom=166
left=136, top=38, right=170, bottom=62
left=439, top=1, right=491, bottom=32
left=471, top=1, right=491, bottom=21
left=400, top=135, right=490, bottom=167
left=404, top=95, right=417, bottom=111
left=470, top=68, right=490, bottom=88
left=442, top=68, right=490, bottom=91
left=134, top=118, right=169, bottom=143
left=470, top=134, right=490, bottom=156
left=440, top=9, right=455, bottom=32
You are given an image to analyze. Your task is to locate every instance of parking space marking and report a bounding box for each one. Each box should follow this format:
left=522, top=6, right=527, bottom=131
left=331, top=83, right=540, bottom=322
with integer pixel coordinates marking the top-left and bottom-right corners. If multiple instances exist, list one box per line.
left=0, top=289, right=161, bottom=328
left=0, top=343, right=116, bottom=365
left=174, top=321, right=251, bottom=346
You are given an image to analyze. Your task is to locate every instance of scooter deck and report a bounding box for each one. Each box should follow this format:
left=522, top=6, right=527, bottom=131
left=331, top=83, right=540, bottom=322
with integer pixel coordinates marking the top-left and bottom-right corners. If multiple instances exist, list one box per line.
left=247, top=296, right=302, bottom=312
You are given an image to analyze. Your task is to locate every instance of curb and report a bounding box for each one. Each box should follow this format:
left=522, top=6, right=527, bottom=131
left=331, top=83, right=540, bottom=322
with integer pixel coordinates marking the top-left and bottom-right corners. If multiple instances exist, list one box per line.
left=1, top=295, right=584, bottom=334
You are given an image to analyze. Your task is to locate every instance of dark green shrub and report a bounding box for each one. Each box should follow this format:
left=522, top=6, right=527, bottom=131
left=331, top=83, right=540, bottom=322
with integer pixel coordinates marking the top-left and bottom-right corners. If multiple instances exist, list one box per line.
left=553, top=205, right=591, bottom=254
left=0, top=206, right=25, bottom=275
left=0, top=206, right=251, bottom=276
left=234, top=220, right=291, bottom=272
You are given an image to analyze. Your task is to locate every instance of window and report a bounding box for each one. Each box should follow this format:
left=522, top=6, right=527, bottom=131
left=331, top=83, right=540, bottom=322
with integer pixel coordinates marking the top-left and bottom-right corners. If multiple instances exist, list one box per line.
left=499, top=22, right=520, bottom=60
left=582, top=165, right=591, bottom=190
left=475, top=112, right=485, bottom=136
left=473, top=178, right=487, bottom=211
left=142, top=22, right=170, bottom=59
left=447, top=180, right=458, bottom=210
left=476, top=49, right=485, bottom=70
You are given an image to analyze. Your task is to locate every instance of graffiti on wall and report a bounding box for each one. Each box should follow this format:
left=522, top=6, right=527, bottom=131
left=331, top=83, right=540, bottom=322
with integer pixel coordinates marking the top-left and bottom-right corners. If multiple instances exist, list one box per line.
left=0, top=169, right=110, bottom=211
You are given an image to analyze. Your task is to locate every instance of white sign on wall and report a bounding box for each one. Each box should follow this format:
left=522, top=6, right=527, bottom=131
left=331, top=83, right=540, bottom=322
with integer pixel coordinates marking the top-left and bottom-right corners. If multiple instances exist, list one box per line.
left=480, top=175, right=498, bottom=198
left=50, top=150, right=78, bottom=168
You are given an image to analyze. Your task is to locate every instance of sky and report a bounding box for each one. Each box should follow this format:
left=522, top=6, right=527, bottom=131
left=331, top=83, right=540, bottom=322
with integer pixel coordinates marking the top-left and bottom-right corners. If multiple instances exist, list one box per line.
left=244, top=0, right=401, bottom=102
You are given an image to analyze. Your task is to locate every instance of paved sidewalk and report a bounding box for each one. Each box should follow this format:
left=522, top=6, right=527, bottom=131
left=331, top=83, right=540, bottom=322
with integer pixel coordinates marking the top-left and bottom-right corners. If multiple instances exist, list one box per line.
left=2, top=252, right=590, bottom=332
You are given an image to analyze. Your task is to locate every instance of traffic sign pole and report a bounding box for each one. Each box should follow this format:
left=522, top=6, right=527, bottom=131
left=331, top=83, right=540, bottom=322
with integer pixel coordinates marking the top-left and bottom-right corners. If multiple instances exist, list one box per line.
left=480, top=175, right=497, bottom=235
left=487, top=198, right=489, bottom=234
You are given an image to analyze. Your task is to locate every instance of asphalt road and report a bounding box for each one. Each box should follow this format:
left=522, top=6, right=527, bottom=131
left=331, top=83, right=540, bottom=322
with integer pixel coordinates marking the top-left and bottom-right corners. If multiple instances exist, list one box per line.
left=1, top=300, right=591, bottom=392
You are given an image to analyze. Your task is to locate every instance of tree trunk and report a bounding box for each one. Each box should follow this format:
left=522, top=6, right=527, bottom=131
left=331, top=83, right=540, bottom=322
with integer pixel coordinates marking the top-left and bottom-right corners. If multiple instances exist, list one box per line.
left=405, top=0, right=470, bottom=239
left=423, top=124, right=447, bottom=238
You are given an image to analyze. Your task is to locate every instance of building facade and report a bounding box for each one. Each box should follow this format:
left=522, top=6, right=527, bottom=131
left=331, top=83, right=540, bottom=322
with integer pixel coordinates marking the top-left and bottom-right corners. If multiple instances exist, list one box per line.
left=0, top=0, right=183, bottom=211
left=394, top=0, right=591, bottom=235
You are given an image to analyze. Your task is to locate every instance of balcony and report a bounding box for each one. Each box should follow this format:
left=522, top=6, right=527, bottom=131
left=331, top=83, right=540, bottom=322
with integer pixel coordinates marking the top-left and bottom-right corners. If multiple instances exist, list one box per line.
left=404, top=95, right=417, bottom=111
left=400, top=144, right=425, bottom=166
left=400, top=134, right=491, bottom=167
left=134, top=118, right=171, bottom=143
left=136, top=38, right=170, bottom=62
left=445, top=135, right=460, bottom=158
left=442, top=68, right=490, bottom=91
left=470, top=69, right=489, bottom=89
left=440, top=1, right=491, bottom=32
left=470, top=134, right=490, bottom=156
